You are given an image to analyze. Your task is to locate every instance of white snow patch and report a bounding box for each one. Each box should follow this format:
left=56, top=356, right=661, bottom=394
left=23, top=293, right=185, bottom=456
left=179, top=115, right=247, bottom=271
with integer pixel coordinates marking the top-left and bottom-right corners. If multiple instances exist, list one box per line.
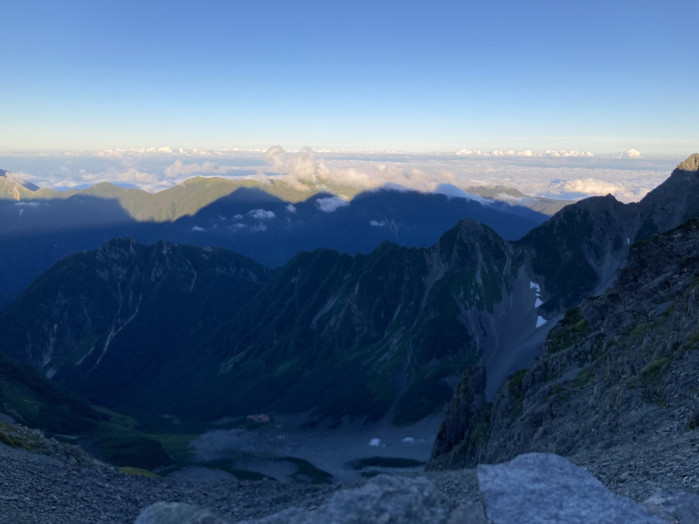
left=530, top=281, right=543, bottom=308
left=536, top=316, right=548, bottom=328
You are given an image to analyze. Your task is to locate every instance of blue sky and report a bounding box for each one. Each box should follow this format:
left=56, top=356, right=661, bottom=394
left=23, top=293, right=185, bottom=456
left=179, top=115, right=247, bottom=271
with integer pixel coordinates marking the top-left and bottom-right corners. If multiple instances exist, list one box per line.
left=2, top=1, right=698, bottom=155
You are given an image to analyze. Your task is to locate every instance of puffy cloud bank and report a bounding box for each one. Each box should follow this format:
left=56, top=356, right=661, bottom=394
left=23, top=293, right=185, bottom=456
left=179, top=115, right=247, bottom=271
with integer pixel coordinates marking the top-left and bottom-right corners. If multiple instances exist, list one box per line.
left=2, top=146, right=677, bottom=204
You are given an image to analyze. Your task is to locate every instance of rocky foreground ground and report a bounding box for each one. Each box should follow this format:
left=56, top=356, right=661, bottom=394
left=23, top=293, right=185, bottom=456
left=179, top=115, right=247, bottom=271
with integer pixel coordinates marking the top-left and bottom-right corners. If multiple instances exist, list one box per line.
left=1, top=423, right=699, bottom=523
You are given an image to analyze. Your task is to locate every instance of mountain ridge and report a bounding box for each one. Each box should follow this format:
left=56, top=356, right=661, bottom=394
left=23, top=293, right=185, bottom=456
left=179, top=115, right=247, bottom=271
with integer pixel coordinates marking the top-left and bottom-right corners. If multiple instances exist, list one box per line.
left=1, top=154, right=697, bottom=428
left=429, top=216, right=699, bottom=469
left=0, top=181, right=547, bottom=309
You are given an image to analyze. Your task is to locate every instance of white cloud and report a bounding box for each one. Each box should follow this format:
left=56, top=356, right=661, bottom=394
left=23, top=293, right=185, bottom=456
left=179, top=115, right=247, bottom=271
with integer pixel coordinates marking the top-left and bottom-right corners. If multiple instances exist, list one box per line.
left=165, top=160, right=227, bottom=177
left=316, top=196, right=350, bottom=213
left=191, top=225, right=205, bottom=232
left=369, top=220, right=386, bottom=227
left=264, top=146, right=332, bottom=191
left=3, top=147, right=673, bottom=206
left=548, top=178, right=624, bottom=198
left=247, top=208, right=275, bottom=220
left=285, top=203, right=297, bottom=213
left=456, top=149, right=593, bottom=158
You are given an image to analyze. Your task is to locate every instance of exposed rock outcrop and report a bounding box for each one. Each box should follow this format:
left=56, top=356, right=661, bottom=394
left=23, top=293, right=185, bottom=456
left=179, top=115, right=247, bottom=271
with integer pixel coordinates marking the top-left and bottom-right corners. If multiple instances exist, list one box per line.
left=477, top=453, right=664, bottom=523
left=430, top=217, right=699, bottom=473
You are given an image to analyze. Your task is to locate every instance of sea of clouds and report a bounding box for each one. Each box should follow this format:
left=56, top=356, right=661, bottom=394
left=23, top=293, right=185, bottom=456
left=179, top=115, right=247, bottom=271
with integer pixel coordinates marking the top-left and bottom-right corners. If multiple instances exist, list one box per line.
left=0, top=146, right=680, bottom=203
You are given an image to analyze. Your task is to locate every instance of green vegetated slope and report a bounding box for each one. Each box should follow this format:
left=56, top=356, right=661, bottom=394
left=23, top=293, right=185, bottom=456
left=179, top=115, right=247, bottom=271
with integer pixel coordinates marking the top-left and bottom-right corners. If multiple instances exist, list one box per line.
left=0, top=174, right=326, bottom=222
left=430, top=217, right=699, bottom=469
left=0, top=350, right=102, bottom=435
left=0, top=349, right=176, bottom=470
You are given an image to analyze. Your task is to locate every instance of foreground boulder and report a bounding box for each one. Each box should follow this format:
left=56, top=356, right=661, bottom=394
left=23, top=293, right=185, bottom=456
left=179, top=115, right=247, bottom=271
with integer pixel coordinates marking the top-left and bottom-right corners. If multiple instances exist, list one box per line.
left=134, top=501, right=229, bottom=524
left=478, top=453, right=664, bottom=523
left=241, top=475, right=458, bottom=524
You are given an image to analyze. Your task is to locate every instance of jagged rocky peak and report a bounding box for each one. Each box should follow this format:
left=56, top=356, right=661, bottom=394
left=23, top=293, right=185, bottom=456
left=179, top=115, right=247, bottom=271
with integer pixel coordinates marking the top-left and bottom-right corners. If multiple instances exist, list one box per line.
left=436, top=219, right=510, bottom=265
left=676, top=153, right=699, bottom=172
left=429, top=217, right=699, bottom=470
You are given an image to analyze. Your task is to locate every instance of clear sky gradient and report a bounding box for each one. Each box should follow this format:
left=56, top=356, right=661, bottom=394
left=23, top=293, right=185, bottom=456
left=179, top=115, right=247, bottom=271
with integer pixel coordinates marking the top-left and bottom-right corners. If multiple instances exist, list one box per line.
left=2, top=1, right=698, bottom=155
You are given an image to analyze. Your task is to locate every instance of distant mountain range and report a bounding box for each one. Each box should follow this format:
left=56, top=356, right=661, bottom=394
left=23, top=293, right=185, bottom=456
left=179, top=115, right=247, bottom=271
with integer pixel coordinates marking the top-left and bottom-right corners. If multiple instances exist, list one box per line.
left=0, top=169, right=569, bottom=222
left=1, top=155, right=697, bottom=430
left=0, top=173, right=552, bottom=308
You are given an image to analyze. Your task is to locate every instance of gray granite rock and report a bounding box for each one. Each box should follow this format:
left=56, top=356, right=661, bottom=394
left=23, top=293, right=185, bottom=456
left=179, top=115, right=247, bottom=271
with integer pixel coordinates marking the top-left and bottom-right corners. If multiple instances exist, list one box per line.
left=243, top=474, right=455, bottom=523
left=477, top=453, right=665, bottom=524
left=134, top=501, right=229, bottom=524
left=643, top=489, right=699, bottom=524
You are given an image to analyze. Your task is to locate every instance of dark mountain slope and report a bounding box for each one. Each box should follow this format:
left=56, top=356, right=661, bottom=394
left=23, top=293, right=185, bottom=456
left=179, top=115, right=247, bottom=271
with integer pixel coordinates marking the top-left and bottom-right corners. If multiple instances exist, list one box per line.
left=519, top=153, right=699, bottom=315
left=635, top=154, right=699, bottom=240
left=0, top=350, right=103, bottom=435
left=430, top=217, right=699, bottom=469
left=518, top=194, right=640, bottom=313
left=0, top=239, right=272, bottom=408
left=0, top=220, right=539, bottom=424
left=168, top=187, right=545, bottom=267
left=178, top=220, right=522, bottom=423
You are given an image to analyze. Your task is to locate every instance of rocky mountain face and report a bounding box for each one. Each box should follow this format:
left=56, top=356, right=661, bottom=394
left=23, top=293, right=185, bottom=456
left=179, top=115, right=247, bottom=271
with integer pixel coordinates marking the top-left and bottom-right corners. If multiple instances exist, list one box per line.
left=430, top=217, right=699, bottom=469
left=1, top=155, right=698, bottom=428
left=0, top=220, right=543, bottom=424
left=186, top=219, right=536, bottom=423
left=0, top=239, right=272, bottom=410
left=517, top=194, right=639, bottom=313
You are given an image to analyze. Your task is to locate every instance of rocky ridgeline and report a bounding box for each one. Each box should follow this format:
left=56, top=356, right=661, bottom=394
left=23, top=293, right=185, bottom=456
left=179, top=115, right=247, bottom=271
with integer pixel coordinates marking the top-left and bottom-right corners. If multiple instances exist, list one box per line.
left=430, top=218, right=699, bottom=471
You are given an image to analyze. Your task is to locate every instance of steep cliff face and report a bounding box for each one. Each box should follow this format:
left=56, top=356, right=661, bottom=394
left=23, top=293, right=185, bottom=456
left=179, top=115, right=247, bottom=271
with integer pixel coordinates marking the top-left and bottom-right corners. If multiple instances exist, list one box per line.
left=635, top=153, right=699, bottom=240
left=430, top=218, right=699, bottom=469
left=518, top=195, right=640, bottom=314
left=517, top=154, right=699, bottom=317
